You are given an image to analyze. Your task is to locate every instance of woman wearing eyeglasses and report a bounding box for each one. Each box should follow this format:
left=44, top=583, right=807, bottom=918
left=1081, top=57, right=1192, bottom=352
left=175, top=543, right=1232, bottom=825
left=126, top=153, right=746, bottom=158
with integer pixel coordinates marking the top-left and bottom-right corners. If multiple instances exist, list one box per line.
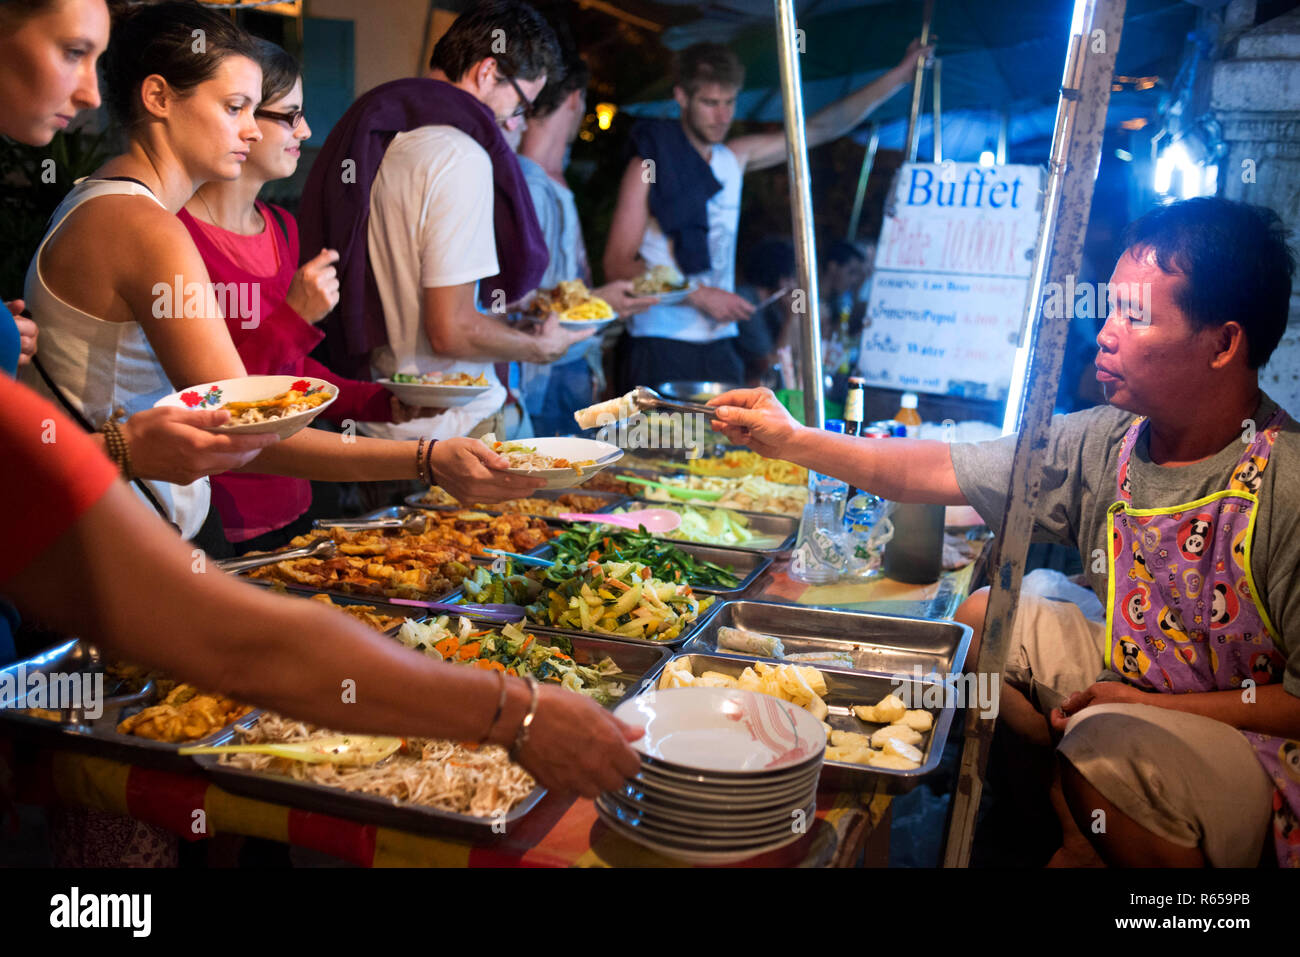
left=23, top=1, right=543, bottom=543
left=177, top=40, right=437, bottom=552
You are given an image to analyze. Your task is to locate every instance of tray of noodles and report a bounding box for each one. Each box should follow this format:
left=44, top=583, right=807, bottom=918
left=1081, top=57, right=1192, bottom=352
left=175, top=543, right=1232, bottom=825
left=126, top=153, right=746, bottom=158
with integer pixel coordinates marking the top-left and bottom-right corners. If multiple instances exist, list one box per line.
left=189, top=620, right=669, bottom=838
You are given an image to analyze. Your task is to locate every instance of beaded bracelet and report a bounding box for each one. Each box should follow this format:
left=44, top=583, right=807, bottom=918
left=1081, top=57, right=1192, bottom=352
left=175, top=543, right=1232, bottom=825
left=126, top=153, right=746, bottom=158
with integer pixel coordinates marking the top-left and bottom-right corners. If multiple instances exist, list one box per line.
left=414, top=437, right=427, bottom=484
left=101, top=419, right=134, bottom=480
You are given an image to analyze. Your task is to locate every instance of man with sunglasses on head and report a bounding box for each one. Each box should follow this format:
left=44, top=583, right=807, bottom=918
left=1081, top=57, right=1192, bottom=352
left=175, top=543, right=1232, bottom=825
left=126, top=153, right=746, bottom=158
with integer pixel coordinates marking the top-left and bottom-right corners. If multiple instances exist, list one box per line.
left=300, top=0, right=592, bottom=445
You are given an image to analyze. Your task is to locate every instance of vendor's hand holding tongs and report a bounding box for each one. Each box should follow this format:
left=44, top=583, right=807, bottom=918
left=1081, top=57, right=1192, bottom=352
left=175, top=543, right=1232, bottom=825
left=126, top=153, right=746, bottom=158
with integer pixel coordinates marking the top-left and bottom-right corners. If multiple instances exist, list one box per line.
left=629, top=385, right=720, bottom=418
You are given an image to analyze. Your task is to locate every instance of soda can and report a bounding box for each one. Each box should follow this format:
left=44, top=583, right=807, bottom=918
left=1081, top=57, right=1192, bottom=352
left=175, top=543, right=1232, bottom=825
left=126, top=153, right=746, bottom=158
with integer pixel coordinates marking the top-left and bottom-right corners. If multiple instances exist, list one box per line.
left=824, top=418, right=846, bottom=434
left=862, top=425, right=892, bottom=439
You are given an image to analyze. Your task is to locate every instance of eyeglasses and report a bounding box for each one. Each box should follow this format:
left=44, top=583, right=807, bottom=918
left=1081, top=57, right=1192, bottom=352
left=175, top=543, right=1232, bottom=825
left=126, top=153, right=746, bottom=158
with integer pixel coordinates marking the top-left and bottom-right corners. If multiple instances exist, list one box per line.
left=497, top=72, right=534, bottom=120
left=255, top=107, right=304, bottom=130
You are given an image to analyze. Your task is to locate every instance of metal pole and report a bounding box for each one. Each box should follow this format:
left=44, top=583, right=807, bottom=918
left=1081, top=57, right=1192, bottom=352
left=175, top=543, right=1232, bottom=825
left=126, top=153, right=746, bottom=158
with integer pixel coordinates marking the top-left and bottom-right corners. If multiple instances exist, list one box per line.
left=774, top=0, right=824, bottom=428
left=846, top=127, right=880, bottom=241
left=997, top=107, right=1009, bottom=164
left=941, top=0, right=1127, bottom=868
left=903, top=0, right=936, bottom=162
left=931, top=57, right=943, bottom=163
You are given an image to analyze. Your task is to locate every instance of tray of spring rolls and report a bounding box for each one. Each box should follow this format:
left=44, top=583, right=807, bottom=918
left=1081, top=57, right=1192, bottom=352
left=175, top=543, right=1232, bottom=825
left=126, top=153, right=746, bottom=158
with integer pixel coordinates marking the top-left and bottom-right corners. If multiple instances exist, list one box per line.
left=187, top=619, right=672, bottom=840
left=682, top=601, right=972, bottom=675
left=403, top=487, right=631, bottom=522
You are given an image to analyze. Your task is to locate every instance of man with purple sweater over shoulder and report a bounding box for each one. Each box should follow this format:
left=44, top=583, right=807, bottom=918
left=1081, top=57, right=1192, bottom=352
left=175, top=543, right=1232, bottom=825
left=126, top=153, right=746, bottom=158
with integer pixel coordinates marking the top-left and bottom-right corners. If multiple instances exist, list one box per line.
left=299, top=0, right=592, bottom=442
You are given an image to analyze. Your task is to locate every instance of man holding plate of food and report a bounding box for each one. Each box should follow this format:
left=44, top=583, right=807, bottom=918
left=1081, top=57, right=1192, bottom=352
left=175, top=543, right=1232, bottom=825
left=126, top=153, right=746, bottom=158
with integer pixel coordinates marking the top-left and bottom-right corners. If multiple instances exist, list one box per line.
left=514, top=30, right=660, bottom=437
left=603, top=37, right=931, bottom=393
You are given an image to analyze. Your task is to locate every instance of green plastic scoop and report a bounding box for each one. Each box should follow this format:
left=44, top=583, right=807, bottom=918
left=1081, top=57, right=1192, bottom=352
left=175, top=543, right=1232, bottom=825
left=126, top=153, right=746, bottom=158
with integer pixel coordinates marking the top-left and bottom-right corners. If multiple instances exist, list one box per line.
left=616, top=474, right=724, bottom=502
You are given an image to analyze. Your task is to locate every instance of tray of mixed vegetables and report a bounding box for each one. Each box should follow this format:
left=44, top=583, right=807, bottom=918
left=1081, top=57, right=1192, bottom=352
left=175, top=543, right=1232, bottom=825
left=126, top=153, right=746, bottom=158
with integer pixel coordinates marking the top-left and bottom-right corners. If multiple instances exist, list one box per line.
left=535, top=524, right=771, bottom=595
left=450, top=559, right=719, bottom=647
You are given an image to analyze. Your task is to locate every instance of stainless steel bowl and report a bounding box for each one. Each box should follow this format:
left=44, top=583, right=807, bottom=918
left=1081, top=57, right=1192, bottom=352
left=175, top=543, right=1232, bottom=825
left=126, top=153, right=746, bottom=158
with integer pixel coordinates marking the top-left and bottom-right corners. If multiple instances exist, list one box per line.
left=656, top=381, right=741, bottom=404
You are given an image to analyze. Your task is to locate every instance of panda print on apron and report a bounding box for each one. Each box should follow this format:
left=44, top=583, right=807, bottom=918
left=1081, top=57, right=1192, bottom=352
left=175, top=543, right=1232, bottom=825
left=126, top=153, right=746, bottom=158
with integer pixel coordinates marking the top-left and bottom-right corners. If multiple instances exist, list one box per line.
left=1104, top=407, right=1300, bottom=866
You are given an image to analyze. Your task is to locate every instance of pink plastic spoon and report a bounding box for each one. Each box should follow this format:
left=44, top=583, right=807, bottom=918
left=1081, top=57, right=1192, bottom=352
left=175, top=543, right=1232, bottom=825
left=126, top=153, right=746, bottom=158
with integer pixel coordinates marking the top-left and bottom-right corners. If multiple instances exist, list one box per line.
left=557, top=508, right=683, bottom=534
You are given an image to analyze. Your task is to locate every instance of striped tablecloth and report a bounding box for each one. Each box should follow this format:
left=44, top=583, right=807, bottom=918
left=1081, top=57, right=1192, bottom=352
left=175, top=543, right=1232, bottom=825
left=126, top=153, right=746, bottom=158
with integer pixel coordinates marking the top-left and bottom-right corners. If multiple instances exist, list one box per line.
left=13, top=747, right=892, bottom=868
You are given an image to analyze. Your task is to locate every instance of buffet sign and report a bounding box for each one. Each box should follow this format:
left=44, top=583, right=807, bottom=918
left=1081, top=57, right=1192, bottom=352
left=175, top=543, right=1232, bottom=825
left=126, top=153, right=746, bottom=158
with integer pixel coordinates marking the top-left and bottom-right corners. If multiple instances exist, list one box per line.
left=862, top=162, right=1043, bottom=401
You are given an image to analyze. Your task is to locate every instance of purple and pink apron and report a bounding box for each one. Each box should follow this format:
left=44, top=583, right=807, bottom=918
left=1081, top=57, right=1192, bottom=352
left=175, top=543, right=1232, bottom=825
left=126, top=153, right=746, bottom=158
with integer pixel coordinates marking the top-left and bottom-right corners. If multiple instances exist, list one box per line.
left=1104, top=407, right=1300, bottom=866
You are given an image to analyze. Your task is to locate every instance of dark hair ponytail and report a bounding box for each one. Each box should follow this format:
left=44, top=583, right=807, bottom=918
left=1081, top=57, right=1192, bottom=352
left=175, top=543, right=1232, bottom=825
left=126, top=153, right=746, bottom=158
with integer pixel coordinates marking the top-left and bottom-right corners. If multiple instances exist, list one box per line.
left=102, top=0, right=261, bottom=126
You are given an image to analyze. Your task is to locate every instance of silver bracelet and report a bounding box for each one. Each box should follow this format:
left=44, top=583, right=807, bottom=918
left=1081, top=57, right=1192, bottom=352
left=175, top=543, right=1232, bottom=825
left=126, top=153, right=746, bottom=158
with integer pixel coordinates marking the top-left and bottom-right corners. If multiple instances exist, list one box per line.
left=509, top=675, right=540, bottom=762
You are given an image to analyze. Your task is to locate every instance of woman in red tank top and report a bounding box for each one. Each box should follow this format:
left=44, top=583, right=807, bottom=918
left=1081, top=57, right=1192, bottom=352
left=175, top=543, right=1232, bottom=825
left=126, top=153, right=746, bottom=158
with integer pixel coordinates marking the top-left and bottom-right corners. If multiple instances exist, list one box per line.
left=178, top=40, right=434, bottom=550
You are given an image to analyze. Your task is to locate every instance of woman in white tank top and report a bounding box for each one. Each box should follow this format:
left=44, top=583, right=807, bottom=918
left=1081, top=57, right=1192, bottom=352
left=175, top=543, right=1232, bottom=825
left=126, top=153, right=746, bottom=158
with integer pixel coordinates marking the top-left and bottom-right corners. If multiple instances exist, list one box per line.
left=21, top=2, right=540, bottom=539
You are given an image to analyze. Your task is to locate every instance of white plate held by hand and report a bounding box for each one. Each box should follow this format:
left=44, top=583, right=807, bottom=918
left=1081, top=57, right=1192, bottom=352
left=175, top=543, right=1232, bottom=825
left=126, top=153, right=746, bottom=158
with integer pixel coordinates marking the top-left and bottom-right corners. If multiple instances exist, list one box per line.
left=155, top=375, right=337, bottom=439
left=377, top=378, right=492, bottom=408
left=485, top=435, right=623, bottom=490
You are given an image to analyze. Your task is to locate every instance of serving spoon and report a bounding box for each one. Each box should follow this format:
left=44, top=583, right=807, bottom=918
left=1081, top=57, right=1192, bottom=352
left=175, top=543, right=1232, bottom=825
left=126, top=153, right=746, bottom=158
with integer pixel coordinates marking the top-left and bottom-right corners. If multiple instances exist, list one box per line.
left=557, top=507, right=683, bottom=533
left=616, top=474, right=724, bottom=502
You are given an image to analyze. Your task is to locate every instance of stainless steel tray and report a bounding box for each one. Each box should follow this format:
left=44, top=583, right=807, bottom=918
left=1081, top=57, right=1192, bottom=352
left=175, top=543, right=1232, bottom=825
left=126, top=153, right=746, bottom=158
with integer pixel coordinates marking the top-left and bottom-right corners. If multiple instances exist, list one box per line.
left=402, top=488, right=631, bottom=523
left=682, top=601, right=972, bottom=675
left=524, top=540, right=772, bottom=596
left=229, top=524, right=487, bottom=603
left=0, top=639, right=249, bottom=771
left=190, top=631, right=670, bottom=840
left=239, top=572, right=469, bottom=607
left=642, top=651, right=958, bottom=794
left=441, top=576, right=725, bottom=650
left=613, top=500, right=798, bottom=555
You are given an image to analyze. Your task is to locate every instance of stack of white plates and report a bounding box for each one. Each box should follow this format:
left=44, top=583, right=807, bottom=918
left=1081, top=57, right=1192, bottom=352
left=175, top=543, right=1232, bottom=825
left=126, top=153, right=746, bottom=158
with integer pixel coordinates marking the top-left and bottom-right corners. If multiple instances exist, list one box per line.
left=599, top=686, right=826, bottom=864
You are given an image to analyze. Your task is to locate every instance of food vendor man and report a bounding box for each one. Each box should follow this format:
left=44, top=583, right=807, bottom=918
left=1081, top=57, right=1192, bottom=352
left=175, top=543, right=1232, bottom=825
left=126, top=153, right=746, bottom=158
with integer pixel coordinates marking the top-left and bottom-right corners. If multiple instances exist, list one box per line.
left=708, top=197, right=1300, bottom=867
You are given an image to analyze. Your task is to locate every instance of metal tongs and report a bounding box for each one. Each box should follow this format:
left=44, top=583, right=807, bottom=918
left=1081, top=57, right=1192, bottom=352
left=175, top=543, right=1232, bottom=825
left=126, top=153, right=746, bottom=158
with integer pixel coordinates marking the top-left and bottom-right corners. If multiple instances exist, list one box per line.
left=215, top=538, right=338, bottom=575
left=310, top=510, right=427, bottom=533
left=630, top=385, right=722, bottom=418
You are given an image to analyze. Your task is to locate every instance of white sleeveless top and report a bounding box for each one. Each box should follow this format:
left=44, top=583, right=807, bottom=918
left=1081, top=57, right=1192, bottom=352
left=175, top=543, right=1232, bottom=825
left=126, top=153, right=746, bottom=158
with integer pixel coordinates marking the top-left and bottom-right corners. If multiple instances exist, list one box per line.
left=19, top=178, right=211, bottom=538
left=629, top=142, right=743, bottom=343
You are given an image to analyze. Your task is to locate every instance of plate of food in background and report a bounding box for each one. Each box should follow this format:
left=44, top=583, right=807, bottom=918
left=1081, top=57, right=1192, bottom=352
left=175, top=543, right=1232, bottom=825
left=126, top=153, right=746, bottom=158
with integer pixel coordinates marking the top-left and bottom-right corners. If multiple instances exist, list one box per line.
left=482, top=434, right=623, bottom=490
left=633, top=265, right=696, bottom=306
left=155, top=375, right=338, bottom=439
left=376, top=370, right=493, bottom=407
left=528, top=280, right=619, bottom=331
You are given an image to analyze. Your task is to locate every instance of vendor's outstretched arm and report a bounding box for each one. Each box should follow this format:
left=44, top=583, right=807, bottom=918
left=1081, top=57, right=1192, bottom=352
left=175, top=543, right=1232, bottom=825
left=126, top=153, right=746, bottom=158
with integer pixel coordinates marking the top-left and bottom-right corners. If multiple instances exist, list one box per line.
left=708, top=387, right=967, bottom=505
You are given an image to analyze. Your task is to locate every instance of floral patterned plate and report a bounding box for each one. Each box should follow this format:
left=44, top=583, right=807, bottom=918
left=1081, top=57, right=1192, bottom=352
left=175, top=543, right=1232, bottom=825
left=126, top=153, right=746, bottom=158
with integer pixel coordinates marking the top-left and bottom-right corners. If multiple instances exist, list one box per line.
left=154, top=375, right=338, bottom=438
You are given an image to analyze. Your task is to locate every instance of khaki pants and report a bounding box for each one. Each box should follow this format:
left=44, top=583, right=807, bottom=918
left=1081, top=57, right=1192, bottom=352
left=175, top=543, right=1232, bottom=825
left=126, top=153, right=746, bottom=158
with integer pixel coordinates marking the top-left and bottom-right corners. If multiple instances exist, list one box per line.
left=1009, top=595, right=1275, bottom=866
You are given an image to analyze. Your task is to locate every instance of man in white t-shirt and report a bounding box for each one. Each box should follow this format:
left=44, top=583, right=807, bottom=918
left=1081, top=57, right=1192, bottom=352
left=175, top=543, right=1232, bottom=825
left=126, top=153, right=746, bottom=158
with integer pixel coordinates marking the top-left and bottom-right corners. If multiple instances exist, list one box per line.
left=362, top=1, right=593, bottom=442
left=515, top=38, right=659, bottom=436
left=604, top=39, right=931, bottom=393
